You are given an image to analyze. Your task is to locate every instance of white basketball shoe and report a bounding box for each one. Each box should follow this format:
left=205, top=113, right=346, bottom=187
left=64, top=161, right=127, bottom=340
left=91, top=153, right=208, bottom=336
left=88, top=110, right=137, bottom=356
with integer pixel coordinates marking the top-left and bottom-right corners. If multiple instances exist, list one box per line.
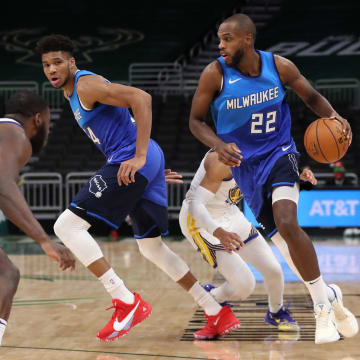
left=314, top=303, right=340, bottom=344
left=328, top=284, right=359, bottom=338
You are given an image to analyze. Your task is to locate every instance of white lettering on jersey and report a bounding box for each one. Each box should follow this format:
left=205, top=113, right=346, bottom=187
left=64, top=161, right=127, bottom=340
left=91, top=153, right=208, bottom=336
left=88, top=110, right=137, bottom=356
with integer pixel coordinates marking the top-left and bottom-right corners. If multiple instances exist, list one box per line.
left=74, top=108, right=82, bottom=121
left=226, top=86, right=279, bottom=110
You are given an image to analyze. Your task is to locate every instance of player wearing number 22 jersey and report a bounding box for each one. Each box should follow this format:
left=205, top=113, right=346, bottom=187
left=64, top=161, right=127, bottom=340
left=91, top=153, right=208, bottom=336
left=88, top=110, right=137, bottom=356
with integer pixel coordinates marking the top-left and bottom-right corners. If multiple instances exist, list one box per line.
left=190, top=14, right=357, bottom=345
left=210, top=50, right=298, bottom=220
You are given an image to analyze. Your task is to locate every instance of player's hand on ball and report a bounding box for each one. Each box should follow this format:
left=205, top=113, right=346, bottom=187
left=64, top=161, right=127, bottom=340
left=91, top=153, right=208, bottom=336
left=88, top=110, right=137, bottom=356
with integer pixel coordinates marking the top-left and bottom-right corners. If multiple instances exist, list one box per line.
left=164, top=169, right=183, bottom=184
left=300, top=168, right=317, bottom=185
left=41, top=239, right=76, bottom=271
left=331, top=116, right=352, bottom=145
left=118, top=155, right=146, bottom=186
left=214, top=142, right=242, bottom=167
left=213, top=227, right=244, bottom=254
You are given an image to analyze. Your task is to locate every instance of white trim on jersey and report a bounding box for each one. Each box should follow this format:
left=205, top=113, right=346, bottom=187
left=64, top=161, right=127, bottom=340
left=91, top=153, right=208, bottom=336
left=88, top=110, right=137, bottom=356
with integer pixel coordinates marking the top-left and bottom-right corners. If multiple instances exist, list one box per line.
left=0, top=118, right=23, bottom=128
left=78, top=97, right=92, bottom=111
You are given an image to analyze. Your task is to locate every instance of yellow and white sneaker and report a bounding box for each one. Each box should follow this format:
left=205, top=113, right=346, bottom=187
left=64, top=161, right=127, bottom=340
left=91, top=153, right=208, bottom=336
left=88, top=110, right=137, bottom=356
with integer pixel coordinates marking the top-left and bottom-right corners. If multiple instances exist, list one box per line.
left=328, top=284, right=359, bottom=338
left=314, top=303, right=340, bottom=344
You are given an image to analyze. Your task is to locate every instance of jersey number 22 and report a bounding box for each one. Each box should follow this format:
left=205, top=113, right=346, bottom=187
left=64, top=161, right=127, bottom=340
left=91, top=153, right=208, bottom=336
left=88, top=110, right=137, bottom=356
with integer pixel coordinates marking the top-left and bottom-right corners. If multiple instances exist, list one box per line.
left=251, top=111, right=276, bottom=134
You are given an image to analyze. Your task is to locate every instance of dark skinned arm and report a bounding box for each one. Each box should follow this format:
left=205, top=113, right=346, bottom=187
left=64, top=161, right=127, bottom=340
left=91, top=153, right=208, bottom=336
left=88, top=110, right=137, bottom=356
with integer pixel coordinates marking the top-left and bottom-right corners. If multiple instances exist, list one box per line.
left=0, top=125, right=75, bottom=270
left=189, top=61, right=242, bottom=167
left=77, top=76, right=152, bottom=185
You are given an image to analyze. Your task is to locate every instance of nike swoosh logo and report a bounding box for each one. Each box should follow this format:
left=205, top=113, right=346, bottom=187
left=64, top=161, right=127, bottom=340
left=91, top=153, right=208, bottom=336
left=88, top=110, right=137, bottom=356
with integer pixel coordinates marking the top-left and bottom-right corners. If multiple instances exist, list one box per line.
left=229, top=78, right=241, bottom=84
left=108, top=156, right=114, bottom=162
left=213, top=316, right=220, bottom=326
left=113, top=300, right=140, bottom=331
left=282, top=145, right=291, bottom=151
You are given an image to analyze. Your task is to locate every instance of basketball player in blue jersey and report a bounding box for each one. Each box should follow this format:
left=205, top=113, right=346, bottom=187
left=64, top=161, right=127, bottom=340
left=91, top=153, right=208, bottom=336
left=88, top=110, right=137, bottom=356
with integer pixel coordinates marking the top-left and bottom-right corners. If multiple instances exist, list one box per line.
left=0, top=91, right=75, bottom=346
left=36, top=34, right=241, bottom=342
left=189, top=14, right=357, bottom=344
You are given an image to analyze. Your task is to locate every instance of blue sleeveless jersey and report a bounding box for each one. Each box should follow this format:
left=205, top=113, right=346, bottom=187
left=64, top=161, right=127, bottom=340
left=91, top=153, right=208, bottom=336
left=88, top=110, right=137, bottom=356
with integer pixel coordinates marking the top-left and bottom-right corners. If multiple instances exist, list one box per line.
left=69, top=70, right=137, bottom=164
left=210, top=50, right=298, bottom=217
left=68, top=70, right=167, bottom=208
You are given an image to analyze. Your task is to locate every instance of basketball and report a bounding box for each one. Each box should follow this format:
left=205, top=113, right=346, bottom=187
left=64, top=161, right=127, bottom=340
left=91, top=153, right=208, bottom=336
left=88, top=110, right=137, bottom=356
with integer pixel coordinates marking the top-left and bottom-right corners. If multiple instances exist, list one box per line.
left=304, top=118, right=350, bottom=163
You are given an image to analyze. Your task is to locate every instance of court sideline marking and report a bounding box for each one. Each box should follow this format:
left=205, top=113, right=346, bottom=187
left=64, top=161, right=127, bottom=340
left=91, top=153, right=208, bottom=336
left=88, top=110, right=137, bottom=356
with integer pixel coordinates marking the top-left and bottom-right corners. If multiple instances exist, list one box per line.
left=2, top=345, right=208, bottom=360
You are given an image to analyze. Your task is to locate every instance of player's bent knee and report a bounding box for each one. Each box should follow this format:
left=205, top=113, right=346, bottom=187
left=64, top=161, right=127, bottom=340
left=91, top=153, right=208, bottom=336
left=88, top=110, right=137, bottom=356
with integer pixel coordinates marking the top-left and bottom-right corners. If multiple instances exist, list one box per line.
left=275, top=216, right=298, bottom=238
left=54, top=209, right=90, bottom=238
left=231, top=274, right=256, bottom=300
left=0, top=253, right=20, bottom=291
left=232, top=283, right=255, bottom=301
left=53, top=209, right=102, bottom=267
left=8, top=263, right=20, bottom=291
left=53, top=211, right=70, bottom=238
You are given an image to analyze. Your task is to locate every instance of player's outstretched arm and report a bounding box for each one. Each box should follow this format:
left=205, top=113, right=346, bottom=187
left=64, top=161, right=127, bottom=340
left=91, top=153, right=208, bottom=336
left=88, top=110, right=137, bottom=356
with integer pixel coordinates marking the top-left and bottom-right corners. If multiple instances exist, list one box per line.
left=189, top=62, right=242, bottom=167
left=187, top=152, right=243, bottom=253
left=0, top=127, right=75, bottom=271
left=77, top=76, right=152, bottom=185
left=274, top=55, right=352, bottom=142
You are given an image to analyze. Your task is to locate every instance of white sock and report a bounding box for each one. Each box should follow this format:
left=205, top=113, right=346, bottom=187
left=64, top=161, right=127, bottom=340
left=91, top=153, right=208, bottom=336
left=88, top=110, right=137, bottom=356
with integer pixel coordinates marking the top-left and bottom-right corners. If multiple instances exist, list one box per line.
left=304, top=275, right=331, bottom=307
left=188, top=282, right=222, bottom=316
left=99, top=268, right=134, bottom=304
left=0, top=318, right=7, bottom=346
left=214, top=251, right=256, bottom=303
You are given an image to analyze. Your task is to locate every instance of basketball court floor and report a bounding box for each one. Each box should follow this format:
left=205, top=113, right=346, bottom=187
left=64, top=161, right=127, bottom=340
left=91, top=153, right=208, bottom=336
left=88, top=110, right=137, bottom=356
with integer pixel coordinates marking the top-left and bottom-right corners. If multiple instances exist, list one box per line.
left=0, top=236, right=359, bottom=360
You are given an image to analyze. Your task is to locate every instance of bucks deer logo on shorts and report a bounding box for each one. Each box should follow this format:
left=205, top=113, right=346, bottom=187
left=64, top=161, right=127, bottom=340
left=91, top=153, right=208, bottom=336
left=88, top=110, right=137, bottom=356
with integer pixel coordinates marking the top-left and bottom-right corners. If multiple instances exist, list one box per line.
left=89, top=175, right=108, bottom=198
left=227, top=186, right=243, bottom=205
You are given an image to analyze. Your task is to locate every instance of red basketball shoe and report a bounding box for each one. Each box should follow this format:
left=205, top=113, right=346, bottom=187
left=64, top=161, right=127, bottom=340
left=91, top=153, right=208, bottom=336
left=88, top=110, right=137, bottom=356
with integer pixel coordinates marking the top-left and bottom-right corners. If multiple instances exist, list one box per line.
left=194, top=306, right=240, bottom=340
left=97, top=292, right=152, bottom=342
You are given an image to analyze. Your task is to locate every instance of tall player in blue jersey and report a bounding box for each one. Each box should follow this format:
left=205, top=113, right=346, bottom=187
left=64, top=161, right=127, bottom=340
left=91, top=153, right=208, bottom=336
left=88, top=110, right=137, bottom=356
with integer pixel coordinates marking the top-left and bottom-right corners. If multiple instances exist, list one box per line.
left=189, top=14, right=357, bottom=344
left=36, top=34, right=241, bottom=342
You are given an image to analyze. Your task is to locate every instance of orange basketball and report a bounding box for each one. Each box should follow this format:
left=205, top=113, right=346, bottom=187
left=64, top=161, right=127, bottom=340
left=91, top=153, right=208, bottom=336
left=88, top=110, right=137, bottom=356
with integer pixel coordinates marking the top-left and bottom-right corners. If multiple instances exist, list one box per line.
left=304, top=118, right=350, bottom=163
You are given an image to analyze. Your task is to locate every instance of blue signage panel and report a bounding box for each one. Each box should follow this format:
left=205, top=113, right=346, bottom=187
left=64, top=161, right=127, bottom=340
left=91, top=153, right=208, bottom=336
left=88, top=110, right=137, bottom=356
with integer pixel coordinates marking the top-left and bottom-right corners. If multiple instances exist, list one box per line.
left=244, top=190, right=360, bottom=227
left=249, top=244, right=360, bottom=282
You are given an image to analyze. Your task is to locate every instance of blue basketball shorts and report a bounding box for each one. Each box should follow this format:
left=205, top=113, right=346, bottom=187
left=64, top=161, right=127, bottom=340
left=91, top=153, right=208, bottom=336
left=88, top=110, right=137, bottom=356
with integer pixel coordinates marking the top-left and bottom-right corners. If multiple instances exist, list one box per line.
left=69, top=163, right=168, bottom=238
left=256, top=153, right=300, bottom=238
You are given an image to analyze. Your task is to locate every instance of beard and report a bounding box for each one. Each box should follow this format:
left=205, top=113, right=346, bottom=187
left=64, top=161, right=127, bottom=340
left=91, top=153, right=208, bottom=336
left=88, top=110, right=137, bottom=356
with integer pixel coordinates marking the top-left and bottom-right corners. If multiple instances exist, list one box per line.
left=230, top=48, right=245, bottom=68
left=59, top=74, right=70, bottom=88
left=30, top=122, right=47, bottom=155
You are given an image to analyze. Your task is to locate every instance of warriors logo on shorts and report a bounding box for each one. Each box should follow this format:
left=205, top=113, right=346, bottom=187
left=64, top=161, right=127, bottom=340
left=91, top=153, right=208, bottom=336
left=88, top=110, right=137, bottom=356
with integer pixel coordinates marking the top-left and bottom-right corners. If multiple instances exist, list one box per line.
left=89, top=175, right=108, bottom=198
left=227, top=186, right=243, bottom=205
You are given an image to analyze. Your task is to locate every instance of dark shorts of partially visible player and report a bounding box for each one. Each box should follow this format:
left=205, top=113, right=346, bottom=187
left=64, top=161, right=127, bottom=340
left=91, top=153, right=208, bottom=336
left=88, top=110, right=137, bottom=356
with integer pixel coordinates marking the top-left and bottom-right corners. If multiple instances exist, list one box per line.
left=69, top=164, right=168, bottom=239
left=256, top=153, right=300, bottom=238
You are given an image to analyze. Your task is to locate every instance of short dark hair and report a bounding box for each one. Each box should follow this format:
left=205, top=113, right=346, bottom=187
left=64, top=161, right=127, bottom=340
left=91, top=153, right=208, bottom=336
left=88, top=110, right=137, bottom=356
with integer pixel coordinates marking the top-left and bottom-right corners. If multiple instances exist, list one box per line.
left=223, top=14, right=257, bottom=40
left=35, top=34, right=74, bottom=55
left=5, top=91, right=49, bottom=117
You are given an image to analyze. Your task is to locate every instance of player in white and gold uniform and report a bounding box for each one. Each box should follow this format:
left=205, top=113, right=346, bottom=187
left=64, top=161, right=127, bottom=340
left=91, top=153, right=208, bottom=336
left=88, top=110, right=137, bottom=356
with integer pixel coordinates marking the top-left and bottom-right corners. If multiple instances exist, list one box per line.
left=179, top=150, right=299, bottom=330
